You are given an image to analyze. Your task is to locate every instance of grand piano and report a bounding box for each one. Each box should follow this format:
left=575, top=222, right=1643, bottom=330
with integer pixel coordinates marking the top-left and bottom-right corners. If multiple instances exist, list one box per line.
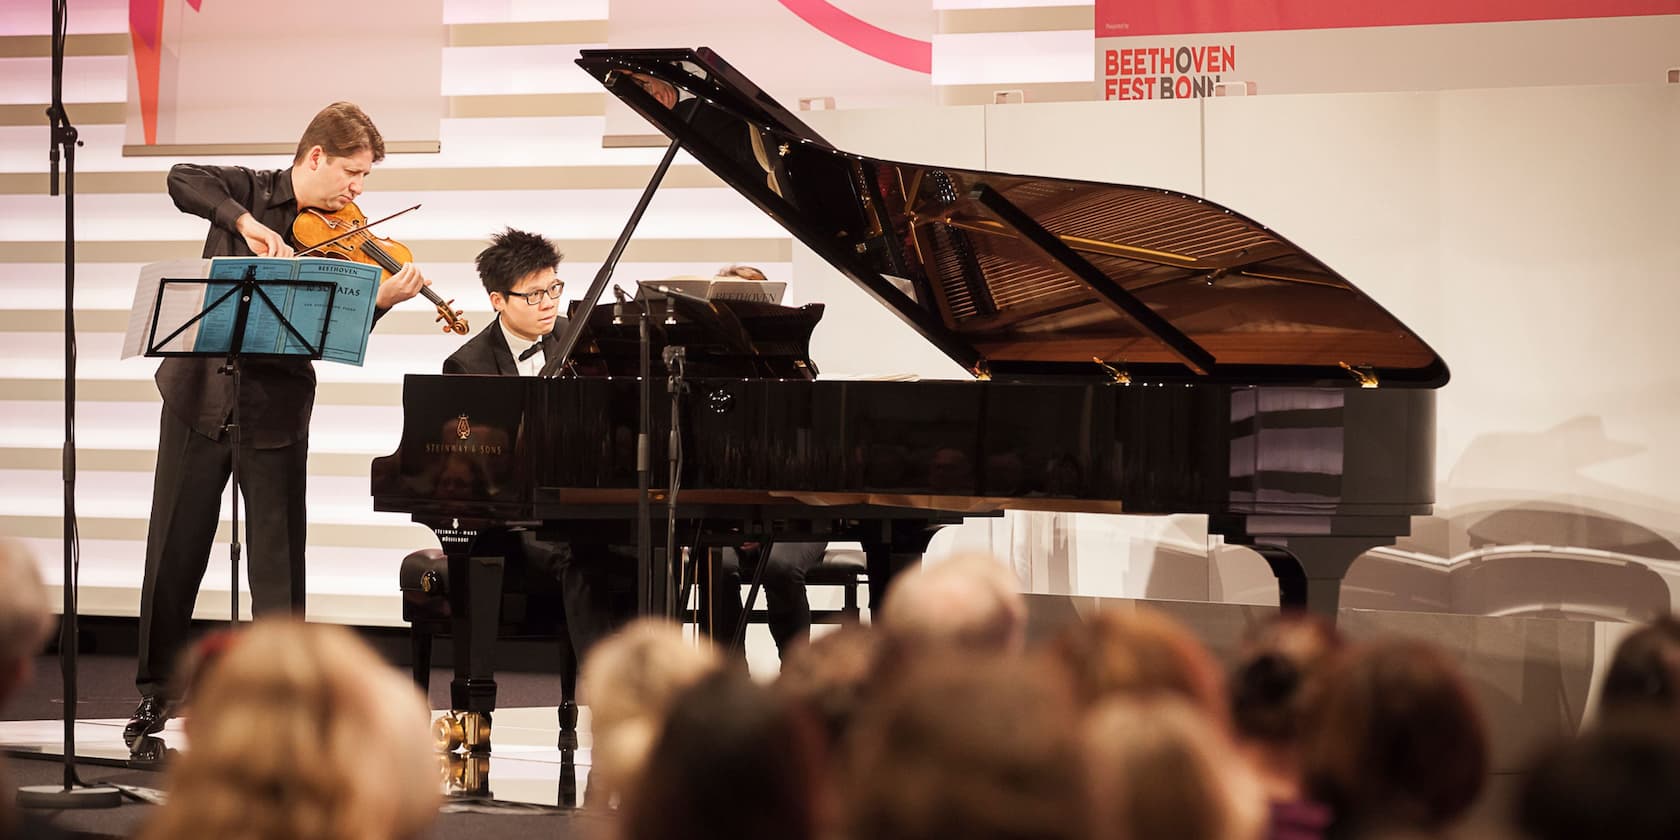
left=372, top=47, right=1447, bottom=749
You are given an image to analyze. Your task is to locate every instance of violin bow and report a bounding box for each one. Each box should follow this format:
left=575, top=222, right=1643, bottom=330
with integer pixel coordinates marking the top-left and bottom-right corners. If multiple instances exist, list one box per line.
left=294, top=203, right=423, bottom=257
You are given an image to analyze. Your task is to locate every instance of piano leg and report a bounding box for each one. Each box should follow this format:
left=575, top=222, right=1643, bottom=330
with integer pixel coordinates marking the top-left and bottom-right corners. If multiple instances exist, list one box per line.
left=862, top=520, right=945, bottom=614
left=446, top=548, right=505, bottom=753
left=1246, top=535, right=1394, bottom=620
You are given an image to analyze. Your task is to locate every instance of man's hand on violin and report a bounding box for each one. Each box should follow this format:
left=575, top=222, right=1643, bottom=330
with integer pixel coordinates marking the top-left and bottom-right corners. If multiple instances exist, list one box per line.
left=235, top=213, right=294, bottom=258
left=376, top=263, right=430, bottom=309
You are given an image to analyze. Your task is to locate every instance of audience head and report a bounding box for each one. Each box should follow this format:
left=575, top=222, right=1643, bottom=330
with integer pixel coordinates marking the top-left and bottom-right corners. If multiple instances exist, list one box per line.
left=1514, top=715, right=1680, bottom=840
left=619, top=669, right=824, bottom=840
left=1082, top=696, right=1265, bottom=840
left=580, top=618, right=720, bottom=798
left=1599, top=614, right=1680, bottom=724
left=878, top=553, right=1025, bottom=657
left=1231, top=611, right=1343, bottom=745
left=1300, top=639, right=1488, bottom=836
left=0, top=539, right=53, bottom=709
left=1048, top=606, right=1228, bottom=720
left=139, top=619, right=436, bottom=840
left=845, top=655, right=1087, bottom=840
left=716, top=264, right=767, bottom=282
left=775, top=621, right=880, bottom=751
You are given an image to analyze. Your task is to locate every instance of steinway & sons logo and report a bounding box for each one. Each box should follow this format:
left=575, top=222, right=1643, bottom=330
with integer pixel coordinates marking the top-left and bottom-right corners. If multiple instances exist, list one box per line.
left=424, top=413, right=504, bottom=455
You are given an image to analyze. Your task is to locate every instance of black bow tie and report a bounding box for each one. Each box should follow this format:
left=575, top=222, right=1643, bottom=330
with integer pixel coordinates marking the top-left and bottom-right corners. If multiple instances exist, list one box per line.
left=518, top=343, right=543, bottom=362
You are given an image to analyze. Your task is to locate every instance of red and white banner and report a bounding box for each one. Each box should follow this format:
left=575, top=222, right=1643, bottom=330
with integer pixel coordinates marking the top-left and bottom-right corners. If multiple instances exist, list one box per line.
left=1095, top=0, right=1680, bottom=101
left=605, top=0, right=933, bottom=141
left=126, top=0, right=443, bottom=153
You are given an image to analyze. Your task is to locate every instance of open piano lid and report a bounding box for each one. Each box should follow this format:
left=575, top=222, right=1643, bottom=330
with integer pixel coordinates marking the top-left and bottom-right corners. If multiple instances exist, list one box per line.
left=576, top=48, right=1448, bottom=388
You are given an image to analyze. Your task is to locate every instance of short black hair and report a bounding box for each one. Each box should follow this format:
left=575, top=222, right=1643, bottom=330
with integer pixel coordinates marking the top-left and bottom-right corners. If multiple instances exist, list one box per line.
left=475, top=228, right=562, bottom=296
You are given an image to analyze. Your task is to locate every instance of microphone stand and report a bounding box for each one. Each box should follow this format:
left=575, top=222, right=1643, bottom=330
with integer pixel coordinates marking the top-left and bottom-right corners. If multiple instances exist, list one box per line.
left=541, top=138, right=680, bottom=619
left=19, top=0, right=122, bottom=810
left=612, top=287, right=675, bottom=618
left=662, top=344, right=686, bottom=620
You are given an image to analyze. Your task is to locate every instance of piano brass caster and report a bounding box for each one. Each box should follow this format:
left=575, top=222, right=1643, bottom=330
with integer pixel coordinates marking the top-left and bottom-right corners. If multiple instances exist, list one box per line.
left=432, top=712, right=465, bottom=753
left=433, top=710, right=492, bottom=753
left=440, top=752, right=491, bottom=798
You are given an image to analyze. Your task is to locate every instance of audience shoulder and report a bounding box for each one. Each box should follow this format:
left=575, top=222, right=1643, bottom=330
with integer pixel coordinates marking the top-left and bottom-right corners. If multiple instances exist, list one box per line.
left=0, top=539, right=53, bottom=674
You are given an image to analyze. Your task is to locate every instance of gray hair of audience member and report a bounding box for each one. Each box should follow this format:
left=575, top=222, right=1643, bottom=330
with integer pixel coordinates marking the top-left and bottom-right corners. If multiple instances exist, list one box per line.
left=845, top=655, right=1088, bottom=840
left=878, top=553, right=1025, bottom=655
left=1300, top=639, right=1488, bottom=836
left=580, top=617, right=721, bottom=800
left=1599, top=614, right=1680, bottom=724
left=716, top=264, right=767, bottom=282
left=1514, top=714, right=1680, bottom=840
left=1083, top=696, right=1266, bottom=840
left=0, top=539, right=54, bottom=705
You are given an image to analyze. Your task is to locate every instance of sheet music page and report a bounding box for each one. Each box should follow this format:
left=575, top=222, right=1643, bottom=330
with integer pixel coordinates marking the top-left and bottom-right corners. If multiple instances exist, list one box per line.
left=122, top=259, right=210, bottom=358
left=196, top=257, right=381, bottom=364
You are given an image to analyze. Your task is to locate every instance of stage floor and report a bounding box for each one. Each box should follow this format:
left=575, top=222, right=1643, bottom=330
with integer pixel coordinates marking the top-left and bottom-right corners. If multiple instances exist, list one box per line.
left=0, top=706, right=596, bottom=809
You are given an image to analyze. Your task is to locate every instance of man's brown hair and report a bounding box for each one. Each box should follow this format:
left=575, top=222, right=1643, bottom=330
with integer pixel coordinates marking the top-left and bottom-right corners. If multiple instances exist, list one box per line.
left=293, top=102, right=384, bottom=165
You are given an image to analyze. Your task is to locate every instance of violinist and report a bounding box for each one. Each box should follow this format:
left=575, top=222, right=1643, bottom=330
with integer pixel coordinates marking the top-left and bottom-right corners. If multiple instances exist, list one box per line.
left=128, top=102, right=429, bottom=743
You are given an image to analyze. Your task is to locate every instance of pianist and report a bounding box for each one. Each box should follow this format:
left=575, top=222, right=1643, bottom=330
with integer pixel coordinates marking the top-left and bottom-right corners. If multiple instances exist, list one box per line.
left=443, top=228, right=635, bottom=661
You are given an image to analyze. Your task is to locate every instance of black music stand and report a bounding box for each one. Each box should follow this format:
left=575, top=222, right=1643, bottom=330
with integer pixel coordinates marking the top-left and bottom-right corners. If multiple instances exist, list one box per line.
left=143, top=267, right=335, bottom=625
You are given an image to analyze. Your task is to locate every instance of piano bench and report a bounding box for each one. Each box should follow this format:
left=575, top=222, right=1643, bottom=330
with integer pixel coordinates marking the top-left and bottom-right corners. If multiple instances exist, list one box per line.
left=399, top=548, right=580, bottom=747
left=743, top=546, right=868, bottom=624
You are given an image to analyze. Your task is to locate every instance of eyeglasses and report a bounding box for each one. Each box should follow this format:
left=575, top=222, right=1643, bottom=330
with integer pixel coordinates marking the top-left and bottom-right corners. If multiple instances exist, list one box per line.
left=508, top=282, right=563, bottom=305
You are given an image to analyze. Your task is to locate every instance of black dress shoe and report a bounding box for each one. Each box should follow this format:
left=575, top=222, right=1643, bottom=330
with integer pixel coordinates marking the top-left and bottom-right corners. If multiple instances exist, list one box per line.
left=124, top=696, right=171, bottom=744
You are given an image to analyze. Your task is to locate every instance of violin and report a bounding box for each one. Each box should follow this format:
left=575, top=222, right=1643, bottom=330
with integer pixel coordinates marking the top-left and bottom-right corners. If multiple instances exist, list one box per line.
left=292, top=202, right=469, bottom=335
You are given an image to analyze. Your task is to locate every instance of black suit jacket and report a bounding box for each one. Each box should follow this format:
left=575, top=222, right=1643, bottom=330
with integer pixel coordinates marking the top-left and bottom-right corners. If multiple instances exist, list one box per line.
left=443, top=316, right=566, bottom=375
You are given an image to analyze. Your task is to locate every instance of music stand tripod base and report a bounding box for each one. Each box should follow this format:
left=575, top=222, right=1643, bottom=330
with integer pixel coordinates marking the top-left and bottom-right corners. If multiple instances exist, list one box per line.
left=17, top=783, right=123, bottom=809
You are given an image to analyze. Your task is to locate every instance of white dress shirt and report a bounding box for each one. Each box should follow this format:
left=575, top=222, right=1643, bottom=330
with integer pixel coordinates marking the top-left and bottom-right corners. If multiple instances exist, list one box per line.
left=503, top=328, right=544, bottom=377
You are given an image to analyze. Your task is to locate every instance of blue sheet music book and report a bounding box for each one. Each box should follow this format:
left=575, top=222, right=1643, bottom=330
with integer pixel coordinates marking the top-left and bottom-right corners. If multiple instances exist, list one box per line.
left=192, top=257, right=381, bottom=365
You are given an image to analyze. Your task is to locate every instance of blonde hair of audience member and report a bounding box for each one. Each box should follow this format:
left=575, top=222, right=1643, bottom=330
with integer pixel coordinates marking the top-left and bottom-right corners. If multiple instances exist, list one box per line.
left=716, top=264, right=767, bottom=282
left=846, top=655, right=1088, bottom=840
left=877, top=553, right=1025, bottom=655
left=1083, top=696, right=1266, bottom=840
left=138, top=620, right=436, bottom=840
left=1048, top=607, right=1229, bottom=720
left=0, top=539, right=54, bottom=708
left=580, top=618, right=721, bottom=800
left=1300, top=640, right=1488, bottom=838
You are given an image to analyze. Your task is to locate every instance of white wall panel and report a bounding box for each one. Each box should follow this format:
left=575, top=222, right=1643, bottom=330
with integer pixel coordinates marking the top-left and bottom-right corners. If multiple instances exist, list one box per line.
left=932, top=30, right=1092, bottom=85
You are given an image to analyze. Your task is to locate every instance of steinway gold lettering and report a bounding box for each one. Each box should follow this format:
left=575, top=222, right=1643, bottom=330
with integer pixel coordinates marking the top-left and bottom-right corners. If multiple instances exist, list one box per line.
left=424, top=443, right=505, bottom=455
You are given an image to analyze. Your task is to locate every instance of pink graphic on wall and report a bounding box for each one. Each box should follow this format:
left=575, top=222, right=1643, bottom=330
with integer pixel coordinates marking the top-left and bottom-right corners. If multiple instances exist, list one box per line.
left=129, top=0, right=205, bottom=145
left=777, top=0, right=931, bottom=74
